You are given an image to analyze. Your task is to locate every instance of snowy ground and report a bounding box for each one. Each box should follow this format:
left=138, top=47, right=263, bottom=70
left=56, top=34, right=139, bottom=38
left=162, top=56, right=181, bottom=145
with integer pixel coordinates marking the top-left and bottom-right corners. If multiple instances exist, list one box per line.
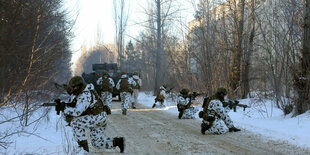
left=139, top=92, right=310, bottom=149
left=0, top=92, right=309, bottom=154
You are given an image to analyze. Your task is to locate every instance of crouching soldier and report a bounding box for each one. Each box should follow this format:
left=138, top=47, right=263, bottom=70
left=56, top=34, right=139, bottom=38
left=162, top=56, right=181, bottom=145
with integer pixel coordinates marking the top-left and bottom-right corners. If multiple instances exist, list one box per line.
left=177, top=88, right=199, bottom=119
left=152, top=85, right=167, bottom=108
left=116, top=73, right=136, bottom=115
left=60, top=76, right=125, bottom=153
left=200, top=87, right=240, bottom=135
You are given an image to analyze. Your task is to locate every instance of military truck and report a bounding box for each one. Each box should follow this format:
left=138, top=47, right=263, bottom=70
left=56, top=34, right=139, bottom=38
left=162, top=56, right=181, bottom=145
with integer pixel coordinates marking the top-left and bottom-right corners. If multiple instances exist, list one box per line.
left=82, top=63, right=122, bottom=100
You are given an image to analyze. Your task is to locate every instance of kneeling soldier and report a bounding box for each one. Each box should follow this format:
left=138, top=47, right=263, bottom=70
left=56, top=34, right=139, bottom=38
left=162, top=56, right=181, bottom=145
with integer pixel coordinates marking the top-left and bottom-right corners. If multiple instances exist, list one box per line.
left=200, top=87, right=240, bottom=135
left=177, top=88, right=199, bottom=119
left=60, top=76, right=125, bottom=153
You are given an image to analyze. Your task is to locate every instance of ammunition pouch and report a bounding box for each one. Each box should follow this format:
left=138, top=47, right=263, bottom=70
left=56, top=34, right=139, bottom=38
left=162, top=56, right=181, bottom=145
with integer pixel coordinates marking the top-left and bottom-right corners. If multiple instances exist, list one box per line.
left=102, top=87, right=113, bottom=93
left=81, top=106, right=104, bottom=116
left=198, top=111, right=204, bottom=118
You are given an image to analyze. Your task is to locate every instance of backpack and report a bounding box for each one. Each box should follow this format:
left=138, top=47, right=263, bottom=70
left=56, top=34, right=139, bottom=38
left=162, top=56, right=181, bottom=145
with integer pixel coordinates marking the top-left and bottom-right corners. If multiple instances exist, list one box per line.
left=120, top=78, right=132, bottom=93
left=132, top=78, right=140, bottom=89
left=101, top=77, right=113, bottom=92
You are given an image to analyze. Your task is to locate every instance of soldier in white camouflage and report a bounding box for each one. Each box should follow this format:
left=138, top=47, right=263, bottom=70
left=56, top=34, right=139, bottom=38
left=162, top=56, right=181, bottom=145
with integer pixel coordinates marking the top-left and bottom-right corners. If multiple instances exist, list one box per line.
left=200, top=87, right=241, bottom=135
left=152, top=85, right=167, bottom=108
left=59, top=76, right=125, bottom=153
left=131, top=72, right=142, bottom=109
left=116, top=73, right=136, bottom=115
left=96, top=70, right=115, bottom=109
left=177, top=88, right=199, bottom=119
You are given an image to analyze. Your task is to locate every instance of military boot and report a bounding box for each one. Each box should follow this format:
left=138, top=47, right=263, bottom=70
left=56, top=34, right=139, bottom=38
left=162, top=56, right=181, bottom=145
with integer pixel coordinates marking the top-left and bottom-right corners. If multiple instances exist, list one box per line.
left=113, top=137, right=125, bottom=153
left=77, top=140, right=89, bottom=152
left=122, top=109, right=127, bottom=115
left=152, top=103, right=156, bottom=108
left=201, top=122, right=209, bottom=135
left=229, top=126, right=241, bottom=132
left=132, top=103, right=136, bottom=109
left=178, top=112, right=183, bottom=119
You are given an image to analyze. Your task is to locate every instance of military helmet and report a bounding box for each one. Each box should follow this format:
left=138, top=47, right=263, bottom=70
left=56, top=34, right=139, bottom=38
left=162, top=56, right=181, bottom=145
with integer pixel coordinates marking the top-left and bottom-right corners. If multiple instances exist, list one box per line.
left=120, top=72, right=128, bottom=78
left=180, top=88, right=189, bottom=95
left=162, top=84, right=168, bottom=89
left=216, top=87, right=227, bottom=96
left=69, top=76, right=87, bottom=95
left=69, top=76, right=86, bottom=88
left=102, top=70, right=109, bottom=77
left=133, top=72, right=139, bottom=76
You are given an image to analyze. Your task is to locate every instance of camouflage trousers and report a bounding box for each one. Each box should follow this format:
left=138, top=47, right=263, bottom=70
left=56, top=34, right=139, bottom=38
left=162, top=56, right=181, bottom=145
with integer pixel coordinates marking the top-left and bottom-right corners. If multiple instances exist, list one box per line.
left=153, top=101, right=165, bottom=108
left=181, top=107, right=199, bottom=119
left=131, top=89, right=139, bottom=108
left=101, top=91, right=113, bottom=109
left=203, top=114, right=234, bottom=134
left=120, top=92, right=131, bottom=110
left=70, top=112, right=114, bottom=149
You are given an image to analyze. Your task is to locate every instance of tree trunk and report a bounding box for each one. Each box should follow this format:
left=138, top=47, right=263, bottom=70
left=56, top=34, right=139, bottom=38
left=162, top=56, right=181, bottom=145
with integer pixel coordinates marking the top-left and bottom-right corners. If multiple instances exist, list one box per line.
left=294, top=0, right=310, bottom=115
left=230, top=0, right=245, bottom=97
left=155, top=0, right=162, bottom=93
left=242, top=0, right=255, bottom=99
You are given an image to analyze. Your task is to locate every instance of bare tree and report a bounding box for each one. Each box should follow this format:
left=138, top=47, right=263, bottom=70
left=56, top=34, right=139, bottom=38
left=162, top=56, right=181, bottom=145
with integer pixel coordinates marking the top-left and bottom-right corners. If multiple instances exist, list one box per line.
left=241, top=0, right=256, bottom=98
left=0, top=0, right=73, bottom=149
left=113, top=0, right=129, bottom=70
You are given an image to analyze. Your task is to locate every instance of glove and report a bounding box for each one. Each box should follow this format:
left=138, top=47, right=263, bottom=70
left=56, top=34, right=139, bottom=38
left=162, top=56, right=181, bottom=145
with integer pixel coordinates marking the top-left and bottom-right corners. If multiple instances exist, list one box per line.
left=55, top=99, right=66, bottom=115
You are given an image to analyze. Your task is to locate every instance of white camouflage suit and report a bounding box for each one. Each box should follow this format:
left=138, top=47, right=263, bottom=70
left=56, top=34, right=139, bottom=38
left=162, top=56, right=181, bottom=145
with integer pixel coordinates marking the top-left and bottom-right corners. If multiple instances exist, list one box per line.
left=64, top=84, right=115, bottom=150
left=177, top=95, right=199, bottom=119
left=116, top=75, right=136, bottom=112
left=153, top=86, right=167, bottom=108
left=131, top=75, right=142, bottom=108
left=203, top=99, right=234, bottom=134
left=96, top=76, right=115, bottom=109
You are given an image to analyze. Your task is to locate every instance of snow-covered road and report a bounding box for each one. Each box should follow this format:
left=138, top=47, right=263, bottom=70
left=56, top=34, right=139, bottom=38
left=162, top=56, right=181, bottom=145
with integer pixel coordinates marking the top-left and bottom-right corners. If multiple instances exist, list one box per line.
left=99, top=101, right=310, bottom=155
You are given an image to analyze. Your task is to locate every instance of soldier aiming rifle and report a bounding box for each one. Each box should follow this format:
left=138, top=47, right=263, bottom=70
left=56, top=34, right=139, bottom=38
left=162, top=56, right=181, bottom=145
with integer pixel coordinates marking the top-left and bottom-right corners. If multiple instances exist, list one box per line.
left=177, top=89, right=201, bottom=119
left=200, top=87, right=241, bottom=135
left=42, top=76, right=124, bottom=153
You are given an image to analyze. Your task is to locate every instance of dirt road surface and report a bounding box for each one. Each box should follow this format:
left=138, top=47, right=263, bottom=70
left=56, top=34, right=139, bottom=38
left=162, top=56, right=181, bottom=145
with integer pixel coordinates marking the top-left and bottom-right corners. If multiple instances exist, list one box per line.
left=96, top=101, right=310, bottom=155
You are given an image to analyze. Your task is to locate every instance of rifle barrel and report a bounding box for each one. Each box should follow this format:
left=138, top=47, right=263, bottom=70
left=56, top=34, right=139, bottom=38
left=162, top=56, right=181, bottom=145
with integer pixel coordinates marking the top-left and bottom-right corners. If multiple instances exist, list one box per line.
left=42, top=103, right=57, bottom=106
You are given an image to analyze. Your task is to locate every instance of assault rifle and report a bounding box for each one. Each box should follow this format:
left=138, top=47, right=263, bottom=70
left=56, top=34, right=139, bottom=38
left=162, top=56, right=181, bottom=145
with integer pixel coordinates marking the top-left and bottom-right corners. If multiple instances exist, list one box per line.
left=166, top=87, right=174, bottom=93
left=41, top=99, right=76, bottom=115
left=223, top=100, right=249, bottom=112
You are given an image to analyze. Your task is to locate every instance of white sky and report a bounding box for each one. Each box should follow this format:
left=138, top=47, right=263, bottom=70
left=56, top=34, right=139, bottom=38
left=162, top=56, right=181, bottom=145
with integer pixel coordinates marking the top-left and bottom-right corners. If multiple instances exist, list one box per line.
left=64, top=0, right=196, bottom=64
